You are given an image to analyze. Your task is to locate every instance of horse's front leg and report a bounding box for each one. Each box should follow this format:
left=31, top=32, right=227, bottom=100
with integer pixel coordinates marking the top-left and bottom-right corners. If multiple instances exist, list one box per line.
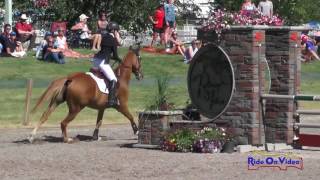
left=117, top=106, right=138, bottom=134
left=93, top=109, right=105, bottom=140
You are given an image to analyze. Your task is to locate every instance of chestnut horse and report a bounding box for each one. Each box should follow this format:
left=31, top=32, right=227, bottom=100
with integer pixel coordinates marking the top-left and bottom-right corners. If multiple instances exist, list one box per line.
left=29, top=47, right=143, bottom=143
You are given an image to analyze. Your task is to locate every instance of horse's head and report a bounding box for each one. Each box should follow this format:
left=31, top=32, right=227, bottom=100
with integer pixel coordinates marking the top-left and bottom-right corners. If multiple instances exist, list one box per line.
left=130, top=46, right=143, bottom=80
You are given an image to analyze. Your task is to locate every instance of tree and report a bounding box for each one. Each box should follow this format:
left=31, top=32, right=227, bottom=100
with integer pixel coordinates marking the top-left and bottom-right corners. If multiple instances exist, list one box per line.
left=9, top=0, right=202, bottom=34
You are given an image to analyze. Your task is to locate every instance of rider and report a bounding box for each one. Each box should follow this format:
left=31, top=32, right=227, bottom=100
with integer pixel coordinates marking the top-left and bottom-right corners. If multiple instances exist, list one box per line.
left=92, top=22, right=122, bottom=107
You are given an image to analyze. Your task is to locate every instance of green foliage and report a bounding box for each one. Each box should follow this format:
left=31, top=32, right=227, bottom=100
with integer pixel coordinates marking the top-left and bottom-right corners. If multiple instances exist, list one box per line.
left=164, top=127, right=229, bottom=152
left=146, top=75, right=176, bottom=110
left=168, top=129, right=196, bottom=152
left=8, top=0, right=202, bottom=34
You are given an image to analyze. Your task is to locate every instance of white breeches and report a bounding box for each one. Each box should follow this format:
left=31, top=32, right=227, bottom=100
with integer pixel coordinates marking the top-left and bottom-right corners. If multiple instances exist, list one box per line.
left=93, top=58, right=117, bottom=82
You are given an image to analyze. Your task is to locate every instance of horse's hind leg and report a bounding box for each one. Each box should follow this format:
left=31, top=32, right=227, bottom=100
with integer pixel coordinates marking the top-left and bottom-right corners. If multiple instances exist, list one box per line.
left=117, top=106, right=138, bottom=134
left=29, top=104, right=57, bottom=143
left=61, top=106, right=83, bottom=143
left=93, top=109, right=105, bottom=141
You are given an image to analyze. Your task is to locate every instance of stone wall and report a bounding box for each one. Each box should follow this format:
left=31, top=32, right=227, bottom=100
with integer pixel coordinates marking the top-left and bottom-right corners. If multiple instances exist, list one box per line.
left=198, top=26, right=304, bottom=145
left=216, top=27, right=266, bottom=145
left=264, top=29, right=302, bottom=144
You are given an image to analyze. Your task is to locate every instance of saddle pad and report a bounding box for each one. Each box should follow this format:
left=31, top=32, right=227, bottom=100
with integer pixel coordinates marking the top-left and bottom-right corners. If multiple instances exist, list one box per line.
left=85, top=72, right=109, bottom=94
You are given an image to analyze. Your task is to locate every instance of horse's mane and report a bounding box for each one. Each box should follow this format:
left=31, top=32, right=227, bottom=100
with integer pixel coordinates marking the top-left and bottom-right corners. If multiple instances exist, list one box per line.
left=114, top=49, right=135, bottom=77
left=114, top=45, right=141, bottom=77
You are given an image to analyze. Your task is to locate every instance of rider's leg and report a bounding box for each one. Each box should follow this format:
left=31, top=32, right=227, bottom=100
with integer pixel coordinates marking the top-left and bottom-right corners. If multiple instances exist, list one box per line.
left=99, top=63, right=118, bottom=107
left=99, top=64, right=117, bottom=82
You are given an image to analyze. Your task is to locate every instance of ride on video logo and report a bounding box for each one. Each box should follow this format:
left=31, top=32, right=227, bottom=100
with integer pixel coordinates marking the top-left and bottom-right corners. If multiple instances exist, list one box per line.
left=248, top=151, right=303, bottom=170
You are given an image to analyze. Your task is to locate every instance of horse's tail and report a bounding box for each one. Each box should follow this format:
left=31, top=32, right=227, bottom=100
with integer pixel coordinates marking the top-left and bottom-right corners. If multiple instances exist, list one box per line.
left=31, top=77, right=69, bottom=113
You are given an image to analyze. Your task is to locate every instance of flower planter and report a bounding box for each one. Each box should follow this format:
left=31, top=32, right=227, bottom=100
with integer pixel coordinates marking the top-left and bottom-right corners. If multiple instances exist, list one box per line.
left=161, top=140, right=177, bottom=152
left=138, top=110, right=183, bottom=146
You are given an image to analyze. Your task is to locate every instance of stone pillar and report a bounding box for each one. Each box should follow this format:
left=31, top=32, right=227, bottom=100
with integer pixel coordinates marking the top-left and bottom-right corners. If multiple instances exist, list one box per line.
left=264, top=27, right=302, bottom=144
left=217, top=26, right=266, bottom=145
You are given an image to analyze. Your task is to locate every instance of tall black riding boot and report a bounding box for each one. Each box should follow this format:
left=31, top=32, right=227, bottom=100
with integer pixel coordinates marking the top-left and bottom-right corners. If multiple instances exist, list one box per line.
left=107, top=80, right=118, bottom=107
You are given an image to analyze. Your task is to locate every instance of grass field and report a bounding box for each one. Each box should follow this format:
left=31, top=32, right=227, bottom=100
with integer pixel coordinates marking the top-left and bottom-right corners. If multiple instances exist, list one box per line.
left=0, top=48, right=320, bottom=128
left=0, top=48, right=189, bottom=128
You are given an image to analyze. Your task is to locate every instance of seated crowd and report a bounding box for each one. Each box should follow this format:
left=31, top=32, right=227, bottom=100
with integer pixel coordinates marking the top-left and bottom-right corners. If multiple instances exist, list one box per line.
left=0, top=12, right=116, bottom=64
left=301, top=33, right=320, bottom=62
left=166, top=31, right=201, bottom=64
left=0, top=23, right=26, bottom=58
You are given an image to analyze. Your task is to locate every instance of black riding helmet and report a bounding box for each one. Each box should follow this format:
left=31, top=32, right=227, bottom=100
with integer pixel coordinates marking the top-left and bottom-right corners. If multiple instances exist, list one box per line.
left=106, top=21, right=120, bottom=32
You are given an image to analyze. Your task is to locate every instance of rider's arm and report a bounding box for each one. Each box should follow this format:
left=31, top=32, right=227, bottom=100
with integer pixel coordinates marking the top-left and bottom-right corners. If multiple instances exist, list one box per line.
left=113, top=30, right=123, bottom=46
left=111, top=45, right=122, bottom=62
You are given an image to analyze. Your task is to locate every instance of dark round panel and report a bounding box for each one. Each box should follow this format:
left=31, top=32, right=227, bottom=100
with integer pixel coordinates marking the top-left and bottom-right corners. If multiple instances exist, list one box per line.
left=188, top=44, right=235, bottom=120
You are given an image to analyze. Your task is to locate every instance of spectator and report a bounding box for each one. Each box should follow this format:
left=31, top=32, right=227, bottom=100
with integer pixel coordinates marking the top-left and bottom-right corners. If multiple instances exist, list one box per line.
left=164, top=0, right=176, bottom=47
left=0, top=24, right=11, bottom=41
left=71, top=14, right=100, bottom=51
left=97, top=10, right=109, bottom=34
left=42, top=36, right=65, bottom=64
left=166, top=31, right=184, bottom=55
left=258, top=0, right=273, bottom=17
left=301, top=34, right=320, bottom=62
left=0, top=24, right=12, bottom=54
left=149, top=5, right=165, bottom=47
left=4, top=32, right=26, bottom=58
left=35, top=32, right=52, bottom=59
left=241, top=0, right=256, bottom=15
left=181, top=40, right=202, bottom=64
left=94, top=10, right=109, bottom=51
left=55, top=27, right=91, bottom=58
left=0, top=43, right=2, bottom=56
left=15, top=14, right=37, bottom=51
left=314, top=31, right=320, bottom=55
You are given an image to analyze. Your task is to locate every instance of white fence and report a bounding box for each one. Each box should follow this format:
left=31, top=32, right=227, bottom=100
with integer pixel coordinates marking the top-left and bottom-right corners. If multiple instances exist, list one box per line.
left=122, top=24, right=199, bottom=47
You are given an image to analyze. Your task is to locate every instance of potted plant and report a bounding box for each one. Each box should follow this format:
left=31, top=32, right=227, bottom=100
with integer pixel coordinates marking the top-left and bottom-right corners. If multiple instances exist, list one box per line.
left=138, top=75, right=183, bottom=146
left=145, top=75, right=174, bottom=111
left=161, top=127, right=233, bottom=153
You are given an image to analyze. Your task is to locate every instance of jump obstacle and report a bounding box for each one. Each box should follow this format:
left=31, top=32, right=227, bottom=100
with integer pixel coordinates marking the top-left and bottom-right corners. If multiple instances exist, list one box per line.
left=138, top=25, right=320, bottom=149
left=138, top=26, right=320, bottom=149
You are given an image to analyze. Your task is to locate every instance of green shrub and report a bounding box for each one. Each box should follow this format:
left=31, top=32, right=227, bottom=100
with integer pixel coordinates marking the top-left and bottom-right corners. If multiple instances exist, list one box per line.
left=167, top=129, right=196, bottom=152
left=146, top=75, right=175, bottom=110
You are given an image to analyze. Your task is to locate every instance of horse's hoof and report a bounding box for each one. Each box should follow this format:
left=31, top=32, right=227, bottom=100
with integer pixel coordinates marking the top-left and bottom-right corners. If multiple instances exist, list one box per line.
left=92, top=129, right=99, bottom=140
left=134, top=130, right=139, bottom=135
left=92, top=135, right=98, bottom=141
left=63, top=137, right=74, bottom=143
left=28, top=135, right=34, bottom=144
left=92, top=136, right=102, bottom=141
